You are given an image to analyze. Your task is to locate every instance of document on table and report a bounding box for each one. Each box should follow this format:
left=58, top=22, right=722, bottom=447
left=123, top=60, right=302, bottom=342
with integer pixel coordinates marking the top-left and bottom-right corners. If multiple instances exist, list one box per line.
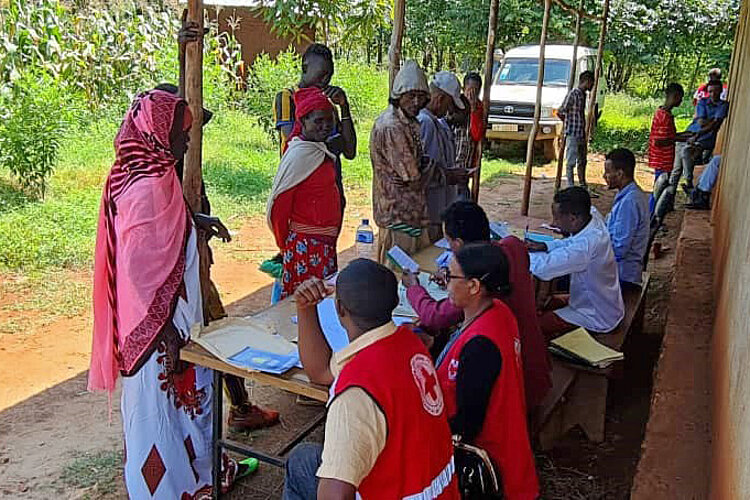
left=194, top=317, right=300, bottom=374
left=393, top=272, right=449, bottom=318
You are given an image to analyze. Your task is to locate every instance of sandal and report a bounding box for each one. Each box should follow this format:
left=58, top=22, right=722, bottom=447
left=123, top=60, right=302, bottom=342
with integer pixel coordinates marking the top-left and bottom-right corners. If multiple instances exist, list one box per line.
left=237, top=457, right=259, bottom=479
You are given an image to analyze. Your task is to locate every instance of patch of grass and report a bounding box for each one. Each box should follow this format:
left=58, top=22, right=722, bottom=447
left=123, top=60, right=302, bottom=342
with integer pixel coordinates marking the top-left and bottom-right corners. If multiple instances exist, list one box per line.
left=2, top=271, right=90, bottom=315
left=59, top=450, right=123, bottom=497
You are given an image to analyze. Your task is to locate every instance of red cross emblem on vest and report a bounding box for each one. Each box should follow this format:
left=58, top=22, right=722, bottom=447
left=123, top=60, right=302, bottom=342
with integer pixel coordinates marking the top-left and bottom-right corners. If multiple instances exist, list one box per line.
left=410, top=353, right=444, bottom=416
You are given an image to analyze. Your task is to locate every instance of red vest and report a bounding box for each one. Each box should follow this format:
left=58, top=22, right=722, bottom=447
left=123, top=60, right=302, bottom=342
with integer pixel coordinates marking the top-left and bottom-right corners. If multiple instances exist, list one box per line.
left=436, top=301, right=539, bottom=500
left=333, top=325, right=459, bottom=500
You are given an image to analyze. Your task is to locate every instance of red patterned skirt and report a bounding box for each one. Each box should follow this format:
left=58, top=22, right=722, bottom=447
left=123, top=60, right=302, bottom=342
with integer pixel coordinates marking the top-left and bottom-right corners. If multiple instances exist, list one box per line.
left=281, top=231, right=338, bottom=299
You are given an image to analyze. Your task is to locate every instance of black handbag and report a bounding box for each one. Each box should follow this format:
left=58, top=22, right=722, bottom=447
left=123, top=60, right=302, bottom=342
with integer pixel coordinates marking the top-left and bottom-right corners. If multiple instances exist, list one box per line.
left=453, top=436, right=501, bottom=499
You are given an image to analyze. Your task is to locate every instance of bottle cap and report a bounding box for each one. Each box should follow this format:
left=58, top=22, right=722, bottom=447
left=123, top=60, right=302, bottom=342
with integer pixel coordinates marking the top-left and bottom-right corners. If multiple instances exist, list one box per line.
left=362, top=219, right=369, bottom=225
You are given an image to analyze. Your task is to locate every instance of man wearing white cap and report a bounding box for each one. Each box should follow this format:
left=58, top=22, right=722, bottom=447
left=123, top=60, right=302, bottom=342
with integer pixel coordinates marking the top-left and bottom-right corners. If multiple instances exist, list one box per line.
left=370, top=60, right=433, bottom=266
left=418, top=71, right=466, bottom=241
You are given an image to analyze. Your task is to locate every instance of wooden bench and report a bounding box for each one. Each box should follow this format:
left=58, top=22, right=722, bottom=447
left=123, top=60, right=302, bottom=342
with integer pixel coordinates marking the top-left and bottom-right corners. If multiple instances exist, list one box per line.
left=532, top=273, right=651, bottom=449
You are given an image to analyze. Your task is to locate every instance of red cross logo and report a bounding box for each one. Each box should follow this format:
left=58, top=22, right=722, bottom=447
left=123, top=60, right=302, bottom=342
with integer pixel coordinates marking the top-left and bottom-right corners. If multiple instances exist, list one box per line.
left=410, top=354, right=444, bottom=416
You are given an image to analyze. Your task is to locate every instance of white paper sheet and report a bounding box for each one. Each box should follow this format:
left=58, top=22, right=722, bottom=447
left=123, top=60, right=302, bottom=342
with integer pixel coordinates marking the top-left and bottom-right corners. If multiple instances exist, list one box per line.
left=316, top=298, right=351, bottom=352
left=387, top=245, right=419, bottom=273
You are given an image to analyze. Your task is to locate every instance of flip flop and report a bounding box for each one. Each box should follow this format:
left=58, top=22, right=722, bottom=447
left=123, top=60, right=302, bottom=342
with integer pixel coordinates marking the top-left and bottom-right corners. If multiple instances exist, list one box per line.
left=237, top=457, right=259, bottom=479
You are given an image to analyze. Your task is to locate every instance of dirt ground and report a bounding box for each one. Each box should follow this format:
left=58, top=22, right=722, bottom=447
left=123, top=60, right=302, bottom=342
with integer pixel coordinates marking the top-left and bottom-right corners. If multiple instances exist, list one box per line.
left=0, top=157, right=683, bottom=499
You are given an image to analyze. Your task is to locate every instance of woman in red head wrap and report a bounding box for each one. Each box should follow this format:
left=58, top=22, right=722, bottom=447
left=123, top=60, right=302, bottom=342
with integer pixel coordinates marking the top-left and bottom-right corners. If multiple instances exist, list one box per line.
left=267, top=87, right=342, bottom=298
left=89, top=89, right=250, bottom=498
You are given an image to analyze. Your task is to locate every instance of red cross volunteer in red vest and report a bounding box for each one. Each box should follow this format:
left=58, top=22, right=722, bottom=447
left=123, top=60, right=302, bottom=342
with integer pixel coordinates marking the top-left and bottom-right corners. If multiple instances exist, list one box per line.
left=437, top=244, right=539, bottom=500
left=284, top=259, right=459, bottom=500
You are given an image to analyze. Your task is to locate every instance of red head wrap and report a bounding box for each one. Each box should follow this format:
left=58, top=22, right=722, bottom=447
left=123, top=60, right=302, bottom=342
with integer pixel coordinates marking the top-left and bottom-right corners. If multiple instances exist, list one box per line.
left=294, top=86, right=334, bottom=120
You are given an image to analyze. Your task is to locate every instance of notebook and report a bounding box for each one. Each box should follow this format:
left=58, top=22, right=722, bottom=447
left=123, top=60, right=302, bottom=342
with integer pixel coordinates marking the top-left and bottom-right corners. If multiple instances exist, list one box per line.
left=525, top=231, right=555, bottom=243
left=549, top=328, right=624, bottom=369
left=393, top=272, right=449, bottom=318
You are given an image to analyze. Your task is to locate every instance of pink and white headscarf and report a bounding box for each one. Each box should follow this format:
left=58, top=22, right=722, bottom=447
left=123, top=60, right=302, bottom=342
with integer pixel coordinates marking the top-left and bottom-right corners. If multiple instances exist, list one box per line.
left=88, top=90, right=193, bottom=393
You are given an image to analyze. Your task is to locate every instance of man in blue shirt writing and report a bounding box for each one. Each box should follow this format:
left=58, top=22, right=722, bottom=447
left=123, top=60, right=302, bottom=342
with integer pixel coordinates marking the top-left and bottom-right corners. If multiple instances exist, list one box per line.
left=603, top=149, right=650, bottom=289
left=672, top=80, right=728, bottom=191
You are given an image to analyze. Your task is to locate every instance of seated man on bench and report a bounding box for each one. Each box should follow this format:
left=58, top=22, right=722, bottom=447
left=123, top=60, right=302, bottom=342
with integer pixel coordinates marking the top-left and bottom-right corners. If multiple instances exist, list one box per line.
left=603, top=148, right=649, bottom=291
left=284, top=259, right=458, bottom=500
left=527, top=187, right=624, bottom=340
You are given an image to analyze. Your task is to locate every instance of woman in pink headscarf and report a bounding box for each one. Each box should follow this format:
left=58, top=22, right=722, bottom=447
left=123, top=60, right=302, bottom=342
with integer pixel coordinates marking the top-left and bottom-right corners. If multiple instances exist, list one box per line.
left=88, top=89, right=248, bottom=499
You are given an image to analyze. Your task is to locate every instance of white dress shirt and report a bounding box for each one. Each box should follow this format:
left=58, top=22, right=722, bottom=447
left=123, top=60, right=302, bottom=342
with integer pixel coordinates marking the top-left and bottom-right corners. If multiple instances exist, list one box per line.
left=530, top=208, right=625, bottom=333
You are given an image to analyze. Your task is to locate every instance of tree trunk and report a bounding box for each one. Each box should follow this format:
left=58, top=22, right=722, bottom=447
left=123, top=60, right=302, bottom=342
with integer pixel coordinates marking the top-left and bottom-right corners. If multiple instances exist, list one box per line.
left=388, top=0, right=406, bottom=91
left=522, top=0, right=552, bottom=215
left=377, top=28, right=384, bottom=66
left=556, top=0, right=583, bottom=192
left=472, top=0, right=500, bottom=203
left=690, top=51, right=704, bottom=95
left=585, top=0, right=610, bottom=144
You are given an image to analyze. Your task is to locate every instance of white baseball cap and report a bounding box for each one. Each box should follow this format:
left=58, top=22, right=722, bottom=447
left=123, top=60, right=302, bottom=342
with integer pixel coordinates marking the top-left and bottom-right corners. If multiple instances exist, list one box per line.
left=431, top=71, right=465, bottom=110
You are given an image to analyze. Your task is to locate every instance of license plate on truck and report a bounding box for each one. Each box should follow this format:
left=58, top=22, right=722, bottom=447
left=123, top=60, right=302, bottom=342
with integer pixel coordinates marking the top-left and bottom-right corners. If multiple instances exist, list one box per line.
left=492, top=124, right=518, bottom=132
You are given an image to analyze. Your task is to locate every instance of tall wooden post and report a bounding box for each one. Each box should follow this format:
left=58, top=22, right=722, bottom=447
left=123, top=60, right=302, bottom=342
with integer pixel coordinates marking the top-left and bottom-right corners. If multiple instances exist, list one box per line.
left=554, top=0, right=583, bottom=191
left=184, top=0, right=204, bottom=213
left=182, top=0, right=223, bottom=323
left=585, top=0, right=610, bottom=143
left=389, top=0, right=406, bottom=92
left=521, top=0, right=552, bottom=216
left=471, top=0, right=500, bottom=202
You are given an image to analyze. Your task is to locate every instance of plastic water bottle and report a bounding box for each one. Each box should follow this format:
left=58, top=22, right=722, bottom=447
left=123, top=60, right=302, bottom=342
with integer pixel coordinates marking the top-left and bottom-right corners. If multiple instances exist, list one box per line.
left=355, top=219, right=375, bottom=260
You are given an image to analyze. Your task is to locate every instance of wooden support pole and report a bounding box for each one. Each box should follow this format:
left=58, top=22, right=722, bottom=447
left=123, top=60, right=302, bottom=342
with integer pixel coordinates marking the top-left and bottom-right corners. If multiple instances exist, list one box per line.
left=184, top=0, right=204, bottom=213
left=182, top=0, right=225, bottom=322
left=554, top=0, right=583, bottom=192
left=585, top=0, right=610, bottom=145
left=471, top=0, right=500, bottom=203
left=389, top=0, right=406, bottom=93
left=521, top=0, right=552, bottom=216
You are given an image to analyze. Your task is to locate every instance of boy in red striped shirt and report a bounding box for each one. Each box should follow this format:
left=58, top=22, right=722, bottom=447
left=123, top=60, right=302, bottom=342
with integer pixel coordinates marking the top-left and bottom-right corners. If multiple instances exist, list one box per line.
left=649, top=83, right=692, bottom=219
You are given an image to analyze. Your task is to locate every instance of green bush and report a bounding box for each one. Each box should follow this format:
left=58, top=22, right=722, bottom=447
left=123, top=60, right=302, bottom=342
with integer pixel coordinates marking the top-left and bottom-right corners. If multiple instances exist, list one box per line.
left=332, top=60, right=389, bottom=121
left=0, top=74, right=80, bottom=198
left=240, top=49, right=301, bottom=137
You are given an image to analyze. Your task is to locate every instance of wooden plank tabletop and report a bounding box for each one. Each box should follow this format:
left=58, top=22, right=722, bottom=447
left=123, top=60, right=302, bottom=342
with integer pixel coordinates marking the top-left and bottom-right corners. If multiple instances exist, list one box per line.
left=181, top=341, right=329, bottom=402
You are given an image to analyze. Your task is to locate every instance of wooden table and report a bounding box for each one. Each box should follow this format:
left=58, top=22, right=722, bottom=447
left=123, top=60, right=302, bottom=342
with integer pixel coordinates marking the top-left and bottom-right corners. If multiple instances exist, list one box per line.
left=181, top=216, right=556, bottom=498
left=181, top=296, right=329, bottom=499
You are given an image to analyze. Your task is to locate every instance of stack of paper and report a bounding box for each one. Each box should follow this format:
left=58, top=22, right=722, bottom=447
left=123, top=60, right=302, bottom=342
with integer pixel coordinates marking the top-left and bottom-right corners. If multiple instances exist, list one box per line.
left=195, top=317, right=300, bottom=374
left=393, top=272, right=449, bottom=318
left=548, top=328, right=624, bottom=369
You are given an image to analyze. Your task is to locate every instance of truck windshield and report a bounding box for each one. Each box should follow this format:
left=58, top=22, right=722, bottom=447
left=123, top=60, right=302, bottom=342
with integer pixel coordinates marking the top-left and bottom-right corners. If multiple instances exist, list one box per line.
left=495, top=58, right=571, bottom=86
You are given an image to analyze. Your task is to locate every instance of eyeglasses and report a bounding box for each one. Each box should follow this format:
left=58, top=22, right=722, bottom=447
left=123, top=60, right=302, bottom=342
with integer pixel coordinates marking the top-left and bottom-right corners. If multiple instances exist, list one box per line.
left=444, top=272, right=471, bottom=284
left=443, top=271, right=490, bottom=284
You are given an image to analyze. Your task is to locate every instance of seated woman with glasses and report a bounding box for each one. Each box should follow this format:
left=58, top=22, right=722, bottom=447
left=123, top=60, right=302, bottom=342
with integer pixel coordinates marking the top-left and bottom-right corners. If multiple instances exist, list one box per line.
left=436, top=243, right=539, bottom=500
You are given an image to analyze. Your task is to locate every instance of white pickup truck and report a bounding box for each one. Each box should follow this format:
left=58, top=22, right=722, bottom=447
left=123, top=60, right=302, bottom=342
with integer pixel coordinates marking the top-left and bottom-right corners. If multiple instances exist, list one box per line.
left=486, top=44, right=606, bottom=160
